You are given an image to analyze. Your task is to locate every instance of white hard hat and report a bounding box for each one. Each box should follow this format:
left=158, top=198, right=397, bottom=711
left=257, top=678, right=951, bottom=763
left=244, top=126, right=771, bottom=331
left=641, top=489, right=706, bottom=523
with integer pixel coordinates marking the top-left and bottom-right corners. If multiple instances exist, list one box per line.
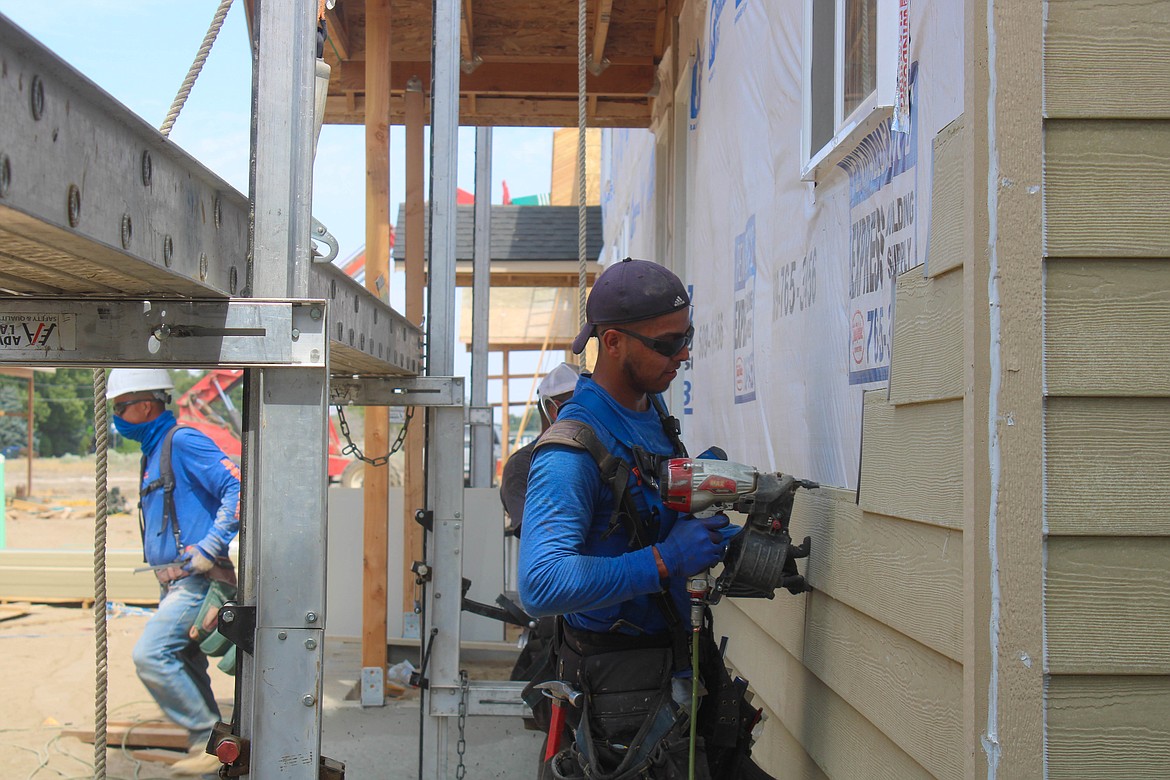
left=538, top=362, right=580, bottom=400
left=107, top=368, right=174, bottom=399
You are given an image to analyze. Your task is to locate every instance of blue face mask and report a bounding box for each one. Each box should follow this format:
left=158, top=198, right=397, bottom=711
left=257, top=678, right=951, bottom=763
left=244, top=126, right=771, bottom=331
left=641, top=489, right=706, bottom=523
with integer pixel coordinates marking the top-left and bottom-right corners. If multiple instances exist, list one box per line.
left=113, top=410, right=175, bottom=449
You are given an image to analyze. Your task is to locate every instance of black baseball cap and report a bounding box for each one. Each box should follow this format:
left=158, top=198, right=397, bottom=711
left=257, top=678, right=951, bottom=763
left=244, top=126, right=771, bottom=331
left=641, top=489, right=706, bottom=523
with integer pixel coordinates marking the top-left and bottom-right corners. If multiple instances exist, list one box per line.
left=571, top=258, right=691, bottom=354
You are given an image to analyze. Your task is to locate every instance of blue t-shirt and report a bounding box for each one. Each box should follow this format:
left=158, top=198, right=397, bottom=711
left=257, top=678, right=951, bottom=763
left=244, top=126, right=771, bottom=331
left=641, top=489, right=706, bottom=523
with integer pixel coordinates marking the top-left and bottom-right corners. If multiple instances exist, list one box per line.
left=518, top=376, right=689, bottom=635
left=137, top=413, right=241, bottom=566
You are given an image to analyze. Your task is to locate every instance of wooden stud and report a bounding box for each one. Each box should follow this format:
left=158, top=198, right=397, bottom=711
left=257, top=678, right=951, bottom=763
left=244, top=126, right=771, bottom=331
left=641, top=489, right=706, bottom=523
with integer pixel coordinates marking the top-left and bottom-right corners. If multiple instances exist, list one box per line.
left=593, top=0, right=615, bottom=70
left=461, top=0, right=474, bottom=66
left=361, top=0, right=392, bottom=675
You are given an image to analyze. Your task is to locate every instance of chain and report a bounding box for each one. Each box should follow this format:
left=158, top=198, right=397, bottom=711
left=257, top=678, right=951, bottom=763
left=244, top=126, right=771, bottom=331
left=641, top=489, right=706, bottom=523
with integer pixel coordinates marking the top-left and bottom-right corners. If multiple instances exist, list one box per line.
left=334, top=405, right=414, bottom=467
left=455, top=669, right=469, bottom=778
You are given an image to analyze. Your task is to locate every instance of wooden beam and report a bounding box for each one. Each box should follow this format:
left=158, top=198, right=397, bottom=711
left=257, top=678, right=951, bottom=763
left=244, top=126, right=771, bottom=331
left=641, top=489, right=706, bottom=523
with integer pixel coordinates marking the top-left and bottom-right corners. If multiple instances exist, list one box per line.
left=336, top=60, right=654, bottom=97
left=402, top=84, right=426, bottom=629
left=460, top=0, right=474, bottom=66
left=592, top=0, right=615, bottom=69
left=325, top=93, right=652, bottom=127
left=653, top=0, right=668, bottom=60
left=324, top=6, right=351, bottom=60
left=64, top=722, right=187, bottom=751
left=362, top=0, right=392, bottom=679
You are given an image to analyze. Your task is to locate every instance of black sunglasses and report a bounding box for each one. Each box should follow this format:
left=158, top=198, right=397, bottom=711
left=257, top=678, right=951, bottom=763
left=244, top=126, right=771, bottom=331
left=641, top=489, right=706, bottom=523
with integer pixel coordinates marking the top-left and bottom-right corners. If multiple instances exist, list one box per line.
left=610, top=324, right=694, bottom=357
left=113, top=399, right=150, bottom=415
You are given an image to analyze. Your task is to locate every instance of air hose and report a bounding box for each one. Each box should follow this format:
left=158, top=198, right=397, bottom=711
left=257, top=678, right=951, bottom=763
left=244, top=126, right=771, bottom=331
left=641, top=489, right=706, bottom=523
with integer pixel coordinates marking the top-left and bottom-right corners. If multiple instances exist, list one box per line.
left=689, top=626, right=700, bottom=780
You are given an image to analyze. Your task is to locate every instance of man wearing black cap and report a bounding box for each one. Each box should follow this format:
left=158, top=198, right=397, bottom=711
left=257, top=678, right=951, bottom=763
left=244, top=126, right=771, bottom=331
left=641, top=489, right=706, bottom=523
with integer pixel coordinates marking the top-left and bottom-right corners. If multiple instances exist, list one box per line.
left=518, top=259, right=765, bottom=779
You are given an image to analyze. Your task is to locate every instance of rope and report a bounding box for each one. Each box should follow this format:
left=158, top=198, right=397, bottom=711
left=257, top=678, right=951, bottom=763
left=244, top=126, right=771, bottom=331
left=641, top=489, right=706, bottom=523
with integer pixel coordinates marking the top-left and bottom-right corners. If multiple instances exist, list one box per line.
left=577, top=0, right=588, bottom=369
left=95, top=4, right=234, bottom=772
left=92, top=369, right=110, bottom=780
left=158, top=0, right=235, bottom=138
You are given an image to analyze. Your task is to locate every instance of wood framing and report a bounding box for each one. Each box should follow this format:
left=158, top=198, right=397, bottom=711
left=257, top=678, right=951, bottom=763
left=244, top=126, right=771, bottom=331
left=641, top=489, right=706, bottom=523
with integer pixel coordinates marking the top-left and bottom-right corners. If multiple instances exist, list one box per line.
left=362, top=0, right=392, bottom=677
left=319, top=1, right=662, bottom=128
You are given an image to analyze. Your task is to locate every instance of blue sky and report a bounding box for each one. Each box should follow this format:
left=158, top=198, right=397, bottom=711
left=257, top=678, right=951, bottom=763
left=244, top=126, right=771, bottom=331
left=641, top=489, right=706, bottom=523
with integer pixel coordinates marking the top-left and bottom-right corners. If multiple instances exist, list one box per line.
left=0, top=1, right=565, bottom=414
left=0, top=1, right=556, bottom=301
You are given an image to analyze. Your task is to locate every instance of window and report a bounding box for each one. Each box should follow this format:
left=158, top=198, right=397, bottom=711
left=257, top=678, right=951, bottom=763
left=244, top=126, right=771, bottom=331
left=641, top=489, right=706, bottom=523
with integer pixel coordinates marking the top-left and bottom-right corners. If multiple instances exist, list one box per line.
left=802, top=0, right=897, bottom=180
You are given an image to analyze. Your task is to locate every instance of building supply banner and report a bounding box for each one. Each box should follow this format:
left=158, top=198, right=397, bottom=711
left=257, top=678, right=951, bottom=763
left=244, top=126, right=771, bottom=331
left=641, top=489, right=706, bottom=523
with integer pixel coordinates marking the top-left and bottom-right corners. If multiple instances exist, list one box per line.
left=601, top=0, right=961, bottom=488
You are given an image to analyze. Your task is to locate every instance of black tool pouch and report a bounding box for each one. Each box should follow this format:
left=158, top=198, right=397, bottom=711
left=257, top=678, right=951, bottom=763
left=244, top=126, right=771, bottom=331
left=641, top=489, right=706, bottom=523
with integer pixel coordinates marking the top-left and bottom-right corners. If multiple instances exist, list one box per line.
left=581, top=646, right=672, bottom=746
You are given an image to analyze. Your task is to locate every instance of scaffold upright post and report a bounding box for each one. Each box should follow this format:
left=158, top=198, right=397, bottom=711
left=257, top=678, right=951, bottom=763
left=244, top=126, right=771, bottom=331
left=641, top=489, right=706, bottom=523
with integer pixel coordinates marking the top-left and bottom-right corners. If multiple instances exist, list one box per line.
left=239, top=1, right=328, bottom=777
left=422, top=0, right=464, bottom=774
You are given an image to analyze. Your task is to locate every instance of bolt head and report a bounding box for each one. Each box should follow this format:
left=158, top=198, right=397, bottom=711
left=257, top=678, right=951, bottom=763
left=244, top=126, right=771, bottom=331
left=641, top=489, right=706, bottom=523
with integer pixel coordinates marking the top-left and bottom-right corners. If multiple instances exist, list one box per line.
left=302, top=694, right=316, bottom=707
left=305, top=638, right=318, bottom=650
left=278, top=631, right=288, bottom=640
left=306, top=611, right=319, bottom=624
left=221, top=609, right=235, bottom=624
left=215, top=739, right=242, bottom=764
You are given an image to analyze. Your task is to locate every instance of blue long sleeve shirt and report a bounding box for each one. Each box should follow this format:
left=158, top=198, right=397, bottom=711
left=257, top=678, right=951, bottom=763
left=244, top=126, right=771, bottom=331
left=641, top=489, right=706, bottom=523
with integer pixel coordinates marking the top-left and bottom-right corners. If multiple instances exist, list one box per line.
left=137, top=414, right=241, bottom=566
left=518, top=376, right=689, bottom=635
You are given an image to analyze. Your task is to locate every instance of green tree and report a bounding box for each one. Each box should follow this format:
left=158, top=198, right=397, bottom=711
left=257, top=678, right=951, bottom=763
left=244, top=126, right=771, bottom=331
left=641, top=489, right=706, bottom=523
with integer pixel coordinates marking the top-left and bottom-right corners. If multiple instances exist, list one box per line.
left=33, top=369, right=95, bottom=456
left=0, top=379, right=29, bottom=452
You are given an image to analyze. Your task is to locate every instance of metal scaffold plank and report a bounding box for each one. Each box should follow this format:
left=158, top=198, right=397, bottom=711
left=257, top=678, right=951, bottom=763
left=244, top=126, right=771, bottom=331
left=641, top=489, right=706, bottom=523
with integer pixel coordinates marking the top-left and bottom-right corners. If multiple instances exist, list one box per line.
left=0, top=13, right=422, bottom=378
left=0, top=13, right=246, bottom=299
left=310, top=263, right=422, bottom=377
left=0, top=298, right=326, bottom=367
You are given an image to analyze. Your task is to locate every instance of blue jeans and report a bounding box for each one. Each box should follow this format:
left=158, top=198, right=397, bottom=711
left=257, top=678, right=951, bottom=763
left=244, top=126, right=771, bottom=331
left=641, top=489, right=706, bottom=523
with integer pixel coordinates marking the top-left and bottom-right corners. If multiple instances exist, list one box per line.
left=132, top=575, right=221, bottom=747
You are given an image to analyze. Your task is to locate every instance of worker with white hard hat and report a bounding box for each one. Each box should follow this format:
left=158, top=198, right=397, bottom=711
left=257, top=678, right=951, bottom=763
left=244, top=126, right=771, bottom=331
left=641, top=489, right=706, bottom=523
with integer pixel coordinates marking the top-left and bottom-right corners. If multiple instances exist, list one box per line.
left=108, top=368, right=240, bottom=776
left=499, top=361, right=581, bottom=534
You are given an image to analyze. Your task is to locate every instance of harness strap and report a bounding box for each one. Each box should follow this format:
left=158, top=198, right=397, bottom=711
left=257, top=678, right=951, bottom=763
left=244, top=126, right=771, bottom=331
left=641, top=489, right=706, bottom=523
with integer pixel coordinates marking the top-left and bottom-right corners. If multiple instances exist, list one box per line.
left=138, top=426, right=184, bottom=560
left=648, top=393, right=687, bottom=458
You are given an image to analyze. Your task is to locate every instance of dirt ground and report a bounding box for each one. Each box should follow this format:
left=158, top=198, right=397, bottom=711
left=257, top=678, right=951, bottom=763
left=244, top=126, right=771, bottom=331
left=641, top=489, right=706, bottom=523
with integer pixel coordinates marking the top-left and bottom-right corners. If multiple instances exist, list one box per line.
left=2, top=453, right=144, bottom=551
left=1, top=455, right=537, bottom=779
left=1, top=455, right=231, bottom=778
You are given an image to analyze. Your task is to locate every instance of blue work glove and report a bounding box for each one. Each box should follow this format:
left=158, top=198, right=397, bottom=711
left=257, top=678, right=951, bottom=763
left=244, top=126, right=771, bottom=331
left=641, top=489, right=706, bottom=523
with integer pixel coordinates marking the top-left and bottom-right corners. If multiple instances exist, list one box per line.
left=718, top=523, right=743, bottom=544
left=657, top=513, right=731, bottom=578
left=182, top=544, right=216, bottom=574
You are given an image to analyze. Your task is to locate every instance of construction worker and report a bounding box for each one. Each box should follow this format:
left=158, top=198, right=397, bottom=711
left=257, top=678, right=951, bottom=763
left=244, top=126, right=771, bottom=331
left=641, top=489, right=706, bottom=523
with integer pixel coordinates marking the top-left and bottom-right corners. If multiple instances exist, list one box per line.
left=499, top=360, right=581, bottom=535
left=107, top=368, right=240, bottom=776
left=518, top=258, right=769, bottom=779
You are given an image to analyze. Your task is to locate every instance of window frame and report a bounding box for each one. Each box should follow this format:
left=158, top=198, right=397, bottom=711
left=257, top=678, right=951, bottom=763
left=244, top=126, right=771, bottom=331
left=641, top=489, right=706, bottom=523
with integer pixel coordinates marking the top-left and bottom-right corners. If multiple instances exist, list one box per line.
left=801, top=0, right=899, bottom=181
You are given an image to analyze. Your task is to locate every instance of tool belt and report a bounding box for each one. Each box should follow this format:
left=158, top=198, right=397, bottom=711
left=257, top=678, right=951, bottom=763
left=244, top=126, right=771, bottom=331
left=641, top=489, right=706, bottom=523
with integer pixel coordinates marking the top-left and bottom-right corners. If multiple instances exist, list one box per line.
left=526, top=618, right=774, bottom=780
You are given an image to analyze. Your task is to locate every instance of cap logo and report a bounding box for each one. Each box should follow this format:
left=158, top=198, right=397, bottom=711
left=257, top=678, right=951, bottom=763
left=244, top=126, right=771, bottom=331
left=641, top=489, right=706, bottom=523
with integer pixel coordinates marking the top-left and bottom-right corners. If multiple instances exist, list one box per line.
left=673, top=296, right=685, bottom=307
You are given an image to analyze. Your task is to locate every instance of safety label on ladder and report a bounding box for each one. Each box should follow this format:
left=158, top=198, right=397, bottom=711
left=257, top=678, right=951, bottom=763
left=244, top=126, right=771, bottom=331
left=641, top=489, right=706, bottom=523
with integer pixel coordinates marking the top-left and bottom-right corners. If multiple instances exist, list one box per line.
left=0, top=313, right=77, bottom=350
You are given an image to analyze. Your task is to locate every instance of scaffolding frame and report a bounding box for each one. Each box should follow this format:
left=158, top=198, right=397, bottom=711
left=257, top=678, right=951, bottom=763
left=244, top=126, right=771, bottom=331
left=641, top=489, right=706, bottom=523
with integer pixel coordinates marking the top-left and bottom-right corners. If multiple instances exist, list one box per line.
left=0, top=0, right=515, bottom=774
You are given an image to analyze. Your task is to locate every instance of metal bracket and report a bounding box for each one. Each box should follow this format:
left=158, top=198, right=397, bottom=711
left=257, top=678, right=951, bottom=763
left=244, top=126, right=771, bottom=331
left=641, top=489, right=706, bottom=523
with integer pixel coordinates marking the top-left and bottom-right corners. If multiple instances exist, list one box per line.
left=218, top=602, right=257, bottom=656
left=413, top=511, right=434, bottom=533
left=587, top=55, right=611, bottom=76
left=330, top=375, right=464, bottom=407
left=361, top=666, right=385, bottom=708
left=0, top=298, right=327, bottom=368
left=429, top=680, right=531, bottom=717
left=411, top=560, right=433, bottom=583
left=310, top=216, right=339, bottom=264
left=466, top=405, right=492, bottom=426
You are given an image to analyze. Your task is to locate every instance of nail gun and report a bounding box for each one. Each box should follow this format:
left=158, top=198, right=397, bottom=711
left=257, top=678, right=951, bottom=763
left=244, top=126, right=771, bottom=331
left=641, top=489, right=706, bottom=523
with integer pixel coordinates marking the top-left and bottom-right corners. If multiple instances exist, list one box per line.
left=658, top=456, right=818, bottom=611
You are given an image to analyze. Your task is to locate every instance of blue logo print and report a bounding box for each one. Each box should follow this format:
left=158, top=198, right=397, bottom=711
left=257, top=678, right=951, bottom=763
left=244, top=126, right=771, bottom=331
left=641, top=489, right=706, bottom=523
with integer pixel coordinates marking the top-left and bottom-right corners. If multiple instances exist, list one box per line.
left=708, top=0, right=727, bottom=77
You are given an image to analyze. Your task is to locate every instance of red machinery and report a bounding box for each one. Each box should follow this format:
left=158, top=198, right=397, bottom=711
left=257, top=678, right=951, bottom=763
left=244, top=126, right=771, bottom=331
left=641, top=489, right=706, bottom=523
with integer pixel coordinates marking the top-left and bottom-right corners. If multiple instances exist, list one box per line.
left=175, top=369, right=353, bottom=482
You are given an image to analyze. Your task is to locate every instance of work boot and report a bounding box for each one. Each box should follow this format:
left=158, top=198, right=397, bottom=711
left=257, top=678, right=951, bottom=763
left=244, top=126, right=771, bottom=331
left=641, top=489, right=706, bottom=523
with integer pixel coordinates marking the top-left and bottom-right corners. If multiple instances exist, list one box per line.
left=171, top=744, right=223, bottom=776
